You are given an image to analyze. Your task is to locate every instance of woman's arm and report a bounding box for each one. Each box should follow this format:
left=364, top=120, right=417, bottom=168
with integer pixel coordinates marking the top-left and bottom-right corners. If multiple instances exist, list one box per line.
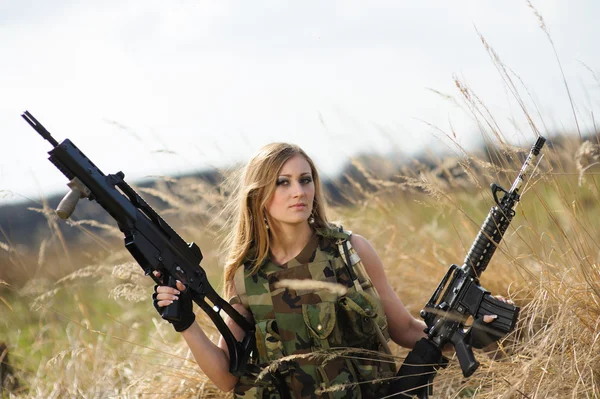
left=350, top=234, right=510, bottom=351
left=349, top=234, right=427, bottom=349
left=156, top=281, right=253, bottom=392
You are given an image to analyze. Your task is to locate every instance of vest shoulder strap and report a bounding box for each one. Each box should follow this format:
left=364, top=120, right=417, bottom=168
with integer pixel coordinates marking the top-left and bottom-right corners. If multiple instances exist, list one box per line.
left=336, top=227, right=390, bottom=352
left=336, top=227, right=378, bottom=295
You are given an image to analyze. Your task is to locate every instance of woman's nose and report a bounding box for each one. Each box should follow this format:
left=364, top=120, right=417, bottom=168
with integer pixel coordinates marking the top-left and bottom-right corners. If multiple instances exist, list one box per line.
left=292, top=182, right=306, bottom=197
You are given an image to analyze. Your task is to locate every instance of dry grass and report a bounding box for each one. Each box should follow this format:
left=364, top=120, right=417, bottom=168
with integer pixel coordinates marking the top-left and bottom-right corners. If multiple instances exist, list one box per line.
left=337, top=140, right=600, bottom=398
left=1, top=130, right=599, bottom=398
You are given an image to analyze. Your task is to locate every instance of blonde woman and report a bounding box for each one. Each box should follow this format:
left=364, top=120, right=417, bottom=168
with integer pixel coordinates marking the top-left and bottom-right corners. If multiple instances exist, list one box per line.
left=153, top=143, right=506, bottom=398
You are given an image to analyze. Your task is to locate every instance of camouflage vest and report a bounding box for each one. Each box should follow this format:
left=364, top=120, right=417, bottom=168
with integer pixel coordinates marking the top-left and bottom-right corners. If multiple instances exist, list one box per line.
left=232, top=227, right=396, bottom=399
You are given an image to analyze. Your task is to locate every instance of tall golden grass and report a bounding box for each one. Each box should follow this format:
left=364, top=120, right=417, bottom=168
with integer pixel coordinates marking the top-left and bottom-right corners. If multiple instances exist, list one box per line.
left=1, top=129, right=599, bottom=398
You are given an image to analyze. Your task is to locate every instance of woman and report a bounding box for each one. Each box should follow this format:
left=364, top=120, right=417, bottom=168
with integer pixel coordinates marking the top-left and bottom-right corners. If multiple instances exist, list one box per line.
left=153, top=143, right=504, bottom=398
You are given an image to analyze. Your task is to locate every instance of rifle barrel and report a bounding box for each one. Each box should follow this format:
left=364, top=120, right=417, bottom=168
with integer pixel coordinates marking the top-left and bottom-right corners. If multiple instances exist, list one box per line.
left=21, top=111, right=59, bottom=147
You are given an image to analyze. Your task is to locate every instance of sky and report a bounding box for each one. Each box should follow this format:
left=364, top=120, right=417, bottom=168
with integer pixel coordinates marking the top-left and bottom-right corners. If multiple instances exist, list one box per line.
left=1, top=1, right=599, bottom=205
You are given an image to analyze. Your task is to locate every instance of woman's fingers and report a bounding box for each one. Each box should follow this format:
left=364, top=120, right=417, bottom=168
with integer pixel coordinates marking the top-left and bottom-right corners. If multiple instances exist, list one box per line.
left=156, top=285, right=180, bottom=295
left=155, top=284, right=181, bottom=307
left=493, top=295, right=514, bottom=305
left=155, top=280, right=187, bottom=308
left=156, top=294, right=178, bottom=307
left=153, top=270, right=186, bottom=291
left=176, top=280, right=186, bottom=292
left=483, top=294, right=515, bottom=323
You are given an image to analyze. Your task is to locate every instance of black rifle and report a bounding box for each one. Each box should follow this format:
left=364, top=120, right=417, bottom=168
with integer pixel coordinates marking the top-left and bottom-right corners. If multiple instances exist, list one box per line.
left=389, top=137, right=546, bottom=398
left=21, top=111, right=255, bottom=376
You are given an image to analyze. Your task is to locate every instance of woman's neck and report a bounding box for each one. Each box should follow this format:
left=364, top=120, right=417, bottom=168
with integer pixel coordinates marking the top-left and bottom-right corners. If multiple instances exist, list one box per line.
left=269, top=222, right=314, bottom=264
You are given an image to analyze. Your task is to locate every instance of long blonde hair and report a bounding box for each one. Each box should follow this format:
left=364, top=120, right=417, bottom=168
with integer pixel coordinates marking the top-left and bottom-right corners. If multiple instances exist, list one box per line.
left=221, top=143, right=330, bottom=298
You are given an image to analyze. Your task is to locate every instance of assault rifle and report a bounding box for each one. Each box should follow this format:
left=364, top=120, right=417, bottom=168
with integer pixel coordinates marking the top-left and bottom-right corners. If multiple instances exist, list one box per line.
left=21, top=111, right=255, bottom=376
left=390, top=137, right=546, bottom=398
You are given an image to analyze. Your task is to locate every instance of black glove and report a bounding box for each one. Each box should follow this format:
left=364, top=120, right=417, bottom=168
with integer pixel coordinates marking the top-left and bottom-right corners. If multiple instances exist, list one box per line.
left=389, top=338, right=449, bottom=398
left=152, top=283, right=195, bottom=332
left=468, top=317, right=506, bottom=349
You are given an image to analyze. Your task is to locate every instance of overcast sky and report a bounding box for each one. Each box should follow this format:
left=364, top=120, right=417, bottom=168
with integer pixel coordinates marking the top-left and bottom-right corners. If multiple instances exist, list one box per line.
left=1, top=1, right=599, bottom=205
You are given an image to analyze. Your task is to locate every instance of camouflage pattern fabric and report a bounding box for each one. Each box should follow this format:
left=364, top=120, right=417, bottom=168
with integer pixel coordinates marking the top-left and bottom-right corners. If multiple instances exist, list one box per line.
left=233, top=226, right=396, bottom=399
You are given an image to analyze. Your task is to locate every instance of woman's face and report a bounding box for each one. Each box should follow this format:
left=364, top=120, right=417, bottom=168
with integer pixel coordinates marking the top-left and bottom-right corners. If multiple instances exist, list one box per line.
left=265, top=154, right=315, bottom=228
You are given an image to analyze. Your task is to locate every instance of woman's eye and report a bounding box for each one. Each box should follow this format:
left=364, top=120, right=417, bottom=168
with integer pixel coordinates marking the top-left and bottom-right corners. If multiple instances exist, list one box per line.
left=276, top=177, right=312, bottom=186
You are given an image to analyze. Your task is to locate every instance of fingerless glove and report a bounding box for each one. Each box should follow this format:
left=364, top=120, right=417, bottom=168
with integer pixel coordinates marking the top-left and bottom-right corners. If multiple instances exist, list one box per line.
left=152, top=284, right=196, bottom=332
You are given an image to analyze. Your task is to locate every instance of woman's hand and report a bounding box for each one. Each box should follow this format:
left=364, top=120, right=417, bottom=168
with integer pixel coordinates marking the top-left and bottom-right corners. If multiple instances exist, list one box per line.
left=482, top=295, right=514, bottom=323
left=468, top=294, right=516, bottom=350
left=152, top=271, right=196, bottom=332
left=149, top=271, right=245, bottom=392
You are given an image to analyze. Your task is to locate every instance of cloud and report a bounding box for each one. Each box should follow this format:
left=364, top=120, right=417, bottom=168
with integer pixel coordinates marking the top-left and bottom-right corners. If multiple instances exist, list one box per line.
left=1, top=0, right=599, bottom=202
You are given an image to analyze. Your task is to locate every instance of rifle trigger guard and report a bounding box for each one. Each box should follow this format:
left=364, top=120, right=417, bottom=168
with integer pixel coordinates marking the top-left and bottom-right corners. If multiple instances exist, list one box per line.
left=490, top=183, right=508, bottom=206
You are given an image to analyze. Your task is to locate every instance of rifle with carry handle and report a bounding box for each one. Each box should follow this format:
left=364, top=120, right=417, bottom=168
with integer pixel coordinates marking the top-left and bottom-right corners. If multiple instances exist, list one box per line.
left=21, top=111, right=255, bottom=376
left=389, top=137, right=546, bottom=398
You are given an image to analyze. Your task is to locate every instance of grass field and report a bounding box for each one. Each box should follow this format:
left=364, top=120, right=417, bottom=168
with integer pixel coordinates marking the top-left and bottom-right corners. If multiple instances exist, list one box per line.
left=1, top=130, right=599, bottom=398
